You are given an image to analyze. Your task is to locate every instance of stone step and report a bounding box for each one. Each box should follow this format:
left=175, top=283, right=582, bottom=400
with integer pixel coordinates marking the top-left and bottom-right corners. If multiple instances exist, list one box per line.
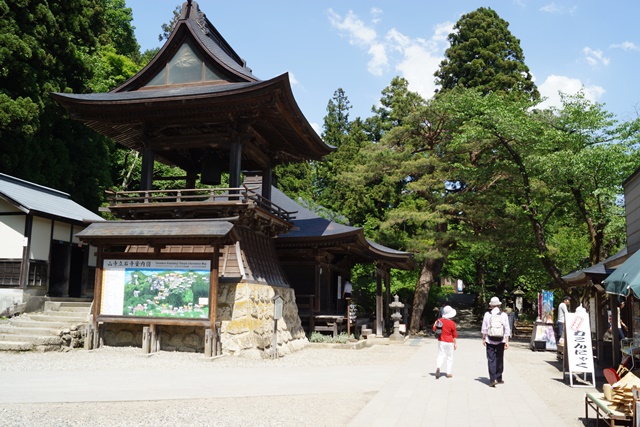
left=0, top=334, right=62, bottom=346
left=28, top=314, right=87, bottom=323
left=8, top=319, right=73, bottom=329
left=45, top=301, right=92, bottom=312
left=36, top=309, right=88, bottom=317
left=0, top=341, right=33, bottom=351
left=0, top=325, right=61, bottom=336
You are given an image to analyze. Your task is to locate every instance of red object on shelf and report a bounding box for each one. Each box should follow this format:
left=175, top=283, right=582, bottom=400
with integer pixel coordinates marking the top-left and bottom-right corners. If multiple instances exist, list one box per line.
left=603, top=367, right=620, bottom=385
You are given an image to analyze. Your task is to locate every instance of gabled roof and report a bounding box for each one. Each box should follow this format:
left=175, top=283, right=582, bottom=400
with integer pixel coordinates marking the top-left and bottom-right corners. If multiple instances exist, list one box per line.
left=0, top=173, right=103, bottom=224
left=51, top=1, right=333, bottom=175
left=264, top=184, right=414, bottom=270
left=562, top=247, right=627, bottom=287
left=115, top=0, right=259, bottom=91
left=76, top=218, right=234, bottom=246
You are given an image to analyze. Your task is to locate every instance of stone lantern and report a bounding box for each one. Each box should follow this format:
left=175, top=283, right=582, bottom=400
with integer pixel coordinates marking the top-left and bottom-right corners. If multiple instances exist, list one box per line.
left=389, top=295, right=405, bottom=341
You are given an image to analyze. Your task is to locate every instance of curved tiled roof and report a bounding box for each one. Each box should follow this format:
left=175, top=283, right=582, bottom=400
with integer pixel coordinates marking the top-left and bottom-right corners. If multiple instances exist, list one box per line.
left=0, top=173, right=103, bottom=224
left=263, top=184, right=414, bottom=270
left=51, top=1, right=333, bottom=174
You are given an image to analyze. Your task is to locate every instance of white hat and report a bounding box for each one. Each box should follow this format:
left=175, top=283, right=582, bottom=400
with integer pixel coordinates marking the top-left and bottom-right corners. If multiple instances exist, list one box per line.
left=489, top=297, right=502, bottom=307
left=442, top=305, right=456, bottom=319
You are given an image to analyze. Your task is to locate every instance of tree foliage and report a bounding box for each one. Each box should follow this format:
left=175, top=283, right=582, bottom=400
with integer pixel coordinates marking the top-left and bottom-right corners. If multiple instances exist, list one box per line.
left=435, top=7, right=539, bottom=100
left=0, top=0, right=143, bottom=211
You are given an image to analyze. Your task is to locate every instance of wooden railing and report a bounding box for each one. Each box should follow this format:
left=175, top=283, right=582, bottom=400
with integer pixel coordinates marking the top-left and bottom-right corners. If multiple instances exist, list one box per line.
left=106, top=185, right=296, bottom=222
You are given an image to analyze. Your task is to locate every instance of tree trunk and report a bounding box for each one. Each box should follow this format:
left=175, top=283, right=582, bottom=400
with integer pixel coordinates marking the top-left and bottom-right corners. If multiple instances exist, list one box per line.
left=409, top=257, right=443, bottom=334
left=475, top=261, right=486, bottom=307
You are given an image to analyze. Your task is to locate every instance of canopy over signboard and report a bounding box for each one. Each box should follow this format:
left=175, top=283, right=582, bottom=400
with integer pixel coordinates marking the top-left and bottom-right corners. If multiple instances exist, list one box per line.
left=604, top=249, right=640, bottom=298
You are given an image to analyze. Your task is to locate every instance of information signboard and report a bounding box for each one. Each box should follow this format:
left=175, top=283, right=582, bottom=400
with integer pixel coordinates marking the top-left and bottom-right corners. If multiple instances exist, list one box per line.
left=100, top=259, right=211, bottom=319
left=564, top=308, right=595, bottom=387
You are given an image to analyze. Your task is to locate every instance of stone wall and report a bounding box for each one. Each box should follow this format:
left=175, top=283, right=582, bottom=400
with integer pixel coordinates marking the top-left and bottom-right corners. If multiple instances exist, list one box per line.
left=217, top=282, right=308, bottom=358
left=102, top=282, right=308, bottom=357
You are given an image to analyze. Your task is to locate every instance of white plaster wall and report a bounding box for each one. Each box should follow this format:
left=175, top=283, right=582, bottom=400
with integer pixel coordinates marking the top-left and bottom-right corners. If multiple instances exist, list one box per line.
left=0, top=289, right=25, bottom=314
left=88, top=245, right=98, bottom=267
left=52, top=221, right=72, bottom=242
left=30, top=216, right=52, bottom=260
left=0, top=199, right=21, bottom=214
left=0, top=215, right=25, bottom=258
left=72, top=224, right=83, bottom=244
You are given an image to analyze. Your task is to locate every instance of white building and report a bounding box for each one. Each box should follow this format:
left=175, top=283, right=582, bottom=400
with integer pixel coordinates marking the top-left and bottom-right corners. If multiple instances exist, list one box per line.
left=0, top=173, right=103, bottom=315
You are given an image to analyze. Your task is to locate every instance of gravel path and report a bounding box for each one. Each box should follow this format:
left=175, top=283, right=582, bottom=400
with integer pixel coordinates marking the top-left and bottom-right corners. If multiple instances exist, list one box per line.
left=0, top=313, right=598, bottom=427
left=0, top=344, right=417, bottom=427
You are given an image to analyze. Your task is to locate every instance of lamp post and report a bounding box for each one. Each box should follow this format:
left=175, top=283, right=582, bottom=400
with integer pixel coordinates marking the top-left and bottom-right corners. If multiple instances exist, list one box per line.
left=389, top=295, right=404, bottom=341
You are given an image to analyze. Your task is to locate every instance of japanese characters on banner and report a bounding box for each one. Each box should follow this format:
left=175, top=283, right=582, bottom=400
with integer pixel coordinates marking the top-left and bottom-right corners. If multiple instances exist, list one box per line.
left=565, top=309, right=595, bottom=374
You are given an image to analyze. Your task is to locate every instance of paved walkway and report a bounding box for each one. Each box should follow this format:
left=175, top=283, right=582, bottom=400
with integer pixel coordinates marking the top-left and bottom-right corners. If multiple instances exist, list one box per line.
left=349, top=334, right=593, bottom=427
left=0, top=332, right=597, bottom=426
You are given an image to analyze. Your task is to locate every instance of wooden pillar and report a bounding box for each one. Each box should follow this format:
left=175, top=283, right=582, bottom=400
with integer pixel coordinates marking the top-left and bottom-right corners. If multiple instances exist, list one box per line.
left=209, top=244, right=220, bottom=354
left=610, top=293, right=621, bottom=366
left=140, top=145, right=154, bottom=191
left=385, top=269, right=391, bottom=335
left=262, top=168, right=272, bottom=201
left=186, top=172, right=197, bottom=189
left=315, top=261, right=322, bottom=313
left=62, top=223, right=74, bottom=297
left=20, top=214, right=33, bottom=289
left=229, top=141, right=242, bottom=189
left=376, top=267, right=383, bottom=336
left=90, top=248, right=104, bottom=349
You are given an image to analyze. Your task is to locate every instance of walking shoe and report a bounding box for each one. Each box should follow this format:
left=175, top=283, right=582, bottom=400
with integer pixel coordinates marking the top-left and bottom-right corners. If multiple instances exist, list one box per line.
left=489, top=381, right=496, bottom=387
left=435, top=368, right=440, bottom=379
left=497, top=379, right=504, bottom=384
left=446, top=374, right=453, bottom=378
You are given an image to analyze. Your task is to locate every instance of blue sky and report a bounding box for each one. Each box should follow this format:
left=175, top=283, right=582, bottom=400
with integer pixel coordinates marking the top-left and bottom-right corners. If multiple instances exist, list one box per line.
left=127, top=1, right=640, bottom=134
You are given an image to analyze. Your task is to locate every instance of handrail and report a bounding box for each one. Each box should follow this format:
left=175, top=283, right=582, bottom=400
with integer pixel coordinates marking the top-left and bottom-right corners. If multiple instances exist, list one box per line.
left=241, top=185, right=298, bottom=221
left=106, top=186, right=297, bottom=222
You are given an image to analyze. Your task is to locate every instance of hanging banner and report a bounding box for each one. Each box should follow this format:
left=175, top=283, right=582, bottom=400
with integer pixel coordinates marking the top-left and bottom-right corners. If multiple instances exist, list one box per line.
left=564, top=308, right=595, bottom=387
left=541, top=290, right=554, bottom=323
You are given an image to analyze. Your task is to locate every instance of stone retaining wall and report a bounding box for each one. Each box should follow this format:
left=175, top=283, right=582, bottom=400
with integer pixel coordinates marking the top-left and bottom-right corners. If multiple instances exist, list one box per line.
left=102, top=282, right=308, bottom=357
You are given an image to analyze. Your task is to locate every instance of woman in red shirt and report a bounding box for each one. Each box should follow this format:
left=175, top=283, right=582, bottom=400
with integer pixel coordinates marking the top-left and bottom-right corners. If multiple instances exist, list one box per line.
left=433, top=305, right=458, bottom=378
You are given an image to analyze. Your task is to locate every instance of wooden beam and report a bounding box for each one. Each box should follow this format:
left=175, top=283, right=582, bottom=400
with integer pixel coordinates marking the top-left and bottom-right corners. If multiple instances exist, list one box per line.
left=209, top=244, right=220, bottom=349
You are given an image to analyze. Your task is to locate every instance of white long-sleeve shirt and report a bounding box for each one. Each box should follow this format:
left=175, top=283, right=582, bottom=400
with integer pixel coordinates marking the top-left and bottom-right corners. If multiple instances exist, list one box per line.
left=481, top=307, right=511, bottom=344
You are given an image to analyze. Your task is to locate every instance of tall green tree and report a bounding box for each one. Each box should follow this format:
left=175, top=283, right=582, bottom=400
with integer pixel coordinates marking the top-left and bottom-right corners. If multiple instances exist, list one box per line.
left=434, top=7, right=539, bottom=101
left=314, top=88, right=353, bottom=212
left=0, top=0, right=140, bottom=211
left=436, top=88, right=636, bottom=294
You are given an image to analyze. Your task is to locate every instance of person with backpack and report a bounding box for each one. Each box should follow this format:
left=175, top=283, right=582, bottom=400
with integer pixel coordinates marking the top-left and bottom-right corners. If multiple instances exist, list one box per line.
left=481, top=297, right=511, bottom=387
left=432, top=305, right=458, bottom=379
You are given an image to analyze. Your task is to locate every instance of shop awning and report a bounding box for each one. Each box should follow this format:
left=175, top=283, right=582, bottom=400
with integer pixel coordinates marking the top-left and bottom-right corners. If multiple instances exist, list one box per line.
left=604, top=249, right=640, bottom=298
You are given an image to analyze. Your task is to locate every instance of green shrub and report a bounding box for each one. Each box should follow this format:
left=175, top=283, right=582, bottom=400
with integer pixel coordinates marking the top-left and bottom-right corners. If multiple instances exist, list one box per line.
left=309, top=332, right=354, bottom=343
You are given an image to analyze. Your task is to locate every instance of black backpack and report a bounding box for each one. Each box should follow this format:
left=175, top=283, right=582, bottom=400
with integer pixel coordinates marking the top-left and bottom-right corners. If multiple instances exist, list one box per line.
left=434, top=319, right=443, bottom=339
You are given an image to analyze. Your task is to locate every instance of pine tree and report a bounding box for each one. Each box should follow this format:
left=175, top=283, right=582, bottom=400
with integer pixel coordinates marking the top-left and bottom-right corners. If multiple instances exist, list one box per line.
left=434, top=7, right=539, bottom=100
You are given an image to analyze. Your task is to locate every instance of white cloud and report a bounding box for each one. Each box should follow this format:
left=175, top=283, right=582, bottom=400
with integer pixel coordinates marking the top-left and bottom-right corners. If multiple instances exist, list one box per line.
left=328, top=9, right=388, bottom=75
left=370, top=7, right=382, bottom=24
left=367, top=44, right=388, bottom=76
left=540, top=3, right=577, bottom=15
left=328, top=9, right=378, bottom=47
left=537, top=75, right=605, bottom=109
left=540, top=3, right=561, bottom=13
left=328, top=8, right=452, bottom=100
left=610, top=41, right=640, bottom=51
left=583, top=47, right=610, bottom=67
left=288, top=72, right=300, bottom=86
left=310, top=122, right=322, bottom=136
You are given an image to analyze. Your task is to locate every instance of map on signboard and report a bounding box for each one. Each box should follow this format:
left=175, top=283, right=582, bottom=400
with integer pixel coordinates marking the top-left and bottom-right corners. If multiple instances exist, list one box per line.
left=101, top=260, right=210, bottom=319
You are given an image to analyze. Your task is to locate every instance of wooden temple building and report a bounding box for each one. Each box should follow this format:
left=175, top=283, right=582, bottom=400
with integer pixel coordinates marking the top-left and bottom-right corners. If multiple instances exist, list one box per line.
left=52, top=1, right=413, bottom=356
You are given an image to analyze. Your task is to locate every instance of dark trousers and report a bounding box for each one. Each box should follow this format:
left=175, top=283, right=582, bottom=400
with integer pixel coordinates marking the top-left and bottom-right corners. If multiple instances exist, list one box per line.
left=486, top=342, right=505, bottom=382
left=557, top=321, right=564, bottom=341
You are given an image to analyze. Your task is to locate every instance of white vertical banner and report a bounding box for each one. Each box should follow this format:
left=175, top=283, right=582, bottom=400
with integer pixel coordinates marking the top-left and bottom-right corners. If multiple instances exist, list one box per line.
left=565, top=307, right=595, bottom=387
